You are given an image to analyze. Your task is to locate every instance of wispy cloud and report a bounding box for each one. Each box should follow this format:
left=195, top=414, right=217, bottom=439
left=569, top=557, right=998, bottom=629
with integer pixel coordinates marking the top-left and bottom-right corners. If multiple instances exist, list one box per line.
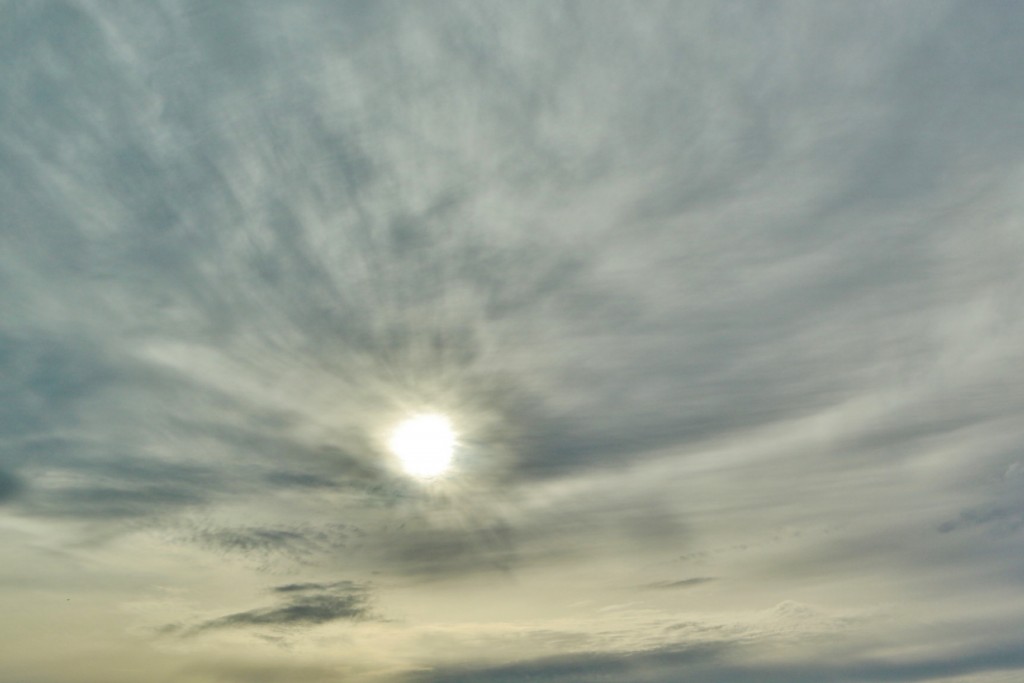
left=3, top=1, right=1024, bottom=681
left=641, top=578, right=716, bottom=591
left=170, top=581, right=376, bottom=635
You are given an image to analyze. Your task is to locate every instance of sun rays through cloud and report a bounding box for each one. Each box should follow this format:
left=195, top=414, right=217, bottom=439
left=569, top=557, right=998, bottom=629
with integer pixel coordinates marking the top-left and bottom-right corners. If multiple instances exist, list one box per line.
left=3, top=2, right=1024, bottom=682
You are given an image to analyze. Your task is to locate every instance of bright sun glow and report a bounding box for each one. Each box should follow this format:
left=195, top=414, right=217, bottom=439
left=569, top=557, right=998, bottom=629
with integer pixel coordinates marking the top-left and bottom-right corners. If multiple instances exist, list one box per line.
left=389, top=414, right=456, bottom=478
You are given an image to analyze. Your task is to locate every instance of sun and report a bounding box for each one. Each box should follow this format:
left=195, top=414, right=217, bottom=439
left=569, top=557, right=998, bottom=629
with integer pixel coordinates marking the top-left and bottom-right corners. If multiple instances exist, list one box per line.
left=388, top=413, right=456, bottom=478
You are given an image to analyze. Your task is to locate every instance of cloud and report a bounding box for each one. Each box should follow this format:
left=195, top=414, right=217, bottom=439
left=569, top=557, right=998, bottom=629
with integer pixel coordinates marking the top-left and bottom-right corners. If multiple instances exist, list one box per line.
left=4, top=2, right=1024, bottom=682
left=641, top=577, right=716, bottom=590
left=5, top=438, right=222, bottom=521
left=31, top=483, right=206, bottom=520
left=196, top=592, right=371, bottom=631
left=375, top=522, right=518, bottom=578
left=176, top=661, right=356, bottom=683
left=409, top=643, right=728, bottom=683
left=938, top=505, right=1024, bottom=536
left=0, top=468, right=22, bottom=504
left=176, top=581, right=375, bottom=635
left=412, top=638, right=1024, bottom=683
left=0, top=334, right=118, bottom=438
left=272, top=580, right=364, bottom=594
left=178, top=522, right=359, bottom=569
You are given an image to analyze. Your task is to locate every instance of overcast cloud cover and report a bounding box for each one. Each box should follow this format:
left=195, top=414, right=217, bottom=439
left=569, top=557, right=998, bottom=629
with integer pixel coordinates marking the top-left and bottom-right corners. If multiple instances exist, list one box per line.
left=3, top=1, right=1024, bottom=681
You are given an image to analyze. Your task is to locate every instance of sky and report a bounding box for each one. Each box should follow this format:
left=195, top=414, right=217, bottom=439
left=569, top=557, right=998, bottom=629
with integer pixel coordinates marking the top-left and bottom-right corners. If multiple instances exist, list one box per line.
left=2, top=1, right=1024, bottom=682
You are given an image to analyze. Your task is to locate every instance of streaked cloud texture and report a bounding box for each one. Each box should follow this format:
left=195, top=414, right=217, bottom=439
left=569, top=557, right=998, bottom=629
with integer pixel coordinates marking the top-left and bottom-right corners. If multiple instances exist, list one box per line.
left=2, top=2, right=1024, bottom=681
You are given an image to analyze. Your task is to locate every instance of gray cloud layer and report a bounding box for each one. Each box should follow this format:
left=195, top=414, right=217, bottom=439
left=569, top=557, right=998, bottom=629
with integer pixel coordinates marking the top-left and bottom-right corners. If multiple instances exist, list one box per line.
left=3, top=1, right=1024, bottom=682
left=413, top=639, right=1024, bottom=683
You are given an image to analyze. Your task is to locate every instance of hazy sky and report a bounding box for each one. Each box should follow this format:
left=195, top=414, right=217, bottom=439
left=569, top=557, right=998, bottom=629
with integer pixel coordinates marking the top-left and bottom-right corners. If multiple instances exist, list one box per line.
left=3, top=2, right=1024, bottom=682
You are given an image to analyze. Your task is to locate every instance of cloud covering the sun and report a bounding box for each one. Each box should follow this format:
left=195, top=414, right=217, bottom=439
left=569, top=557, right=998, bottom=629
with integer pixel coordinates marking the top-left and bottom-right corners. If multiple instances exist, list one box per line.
left=3, top=1, right=1024, bottom=681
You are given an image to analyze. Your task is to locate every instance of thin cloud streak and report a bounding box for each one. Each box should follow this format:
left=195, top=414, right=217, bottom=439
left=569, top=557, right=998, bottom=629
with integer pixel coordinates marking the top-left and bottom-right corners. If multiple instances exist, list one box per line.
left=167, top=581, right=376, bottom=636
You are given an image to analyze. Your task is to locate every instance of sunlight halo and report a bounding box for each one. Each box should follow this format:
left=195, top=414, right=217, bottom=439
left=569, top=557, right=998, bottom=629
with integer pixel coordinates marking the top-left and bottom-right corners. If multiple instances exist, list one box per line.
left=389, top=414, right=456, bottom=478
